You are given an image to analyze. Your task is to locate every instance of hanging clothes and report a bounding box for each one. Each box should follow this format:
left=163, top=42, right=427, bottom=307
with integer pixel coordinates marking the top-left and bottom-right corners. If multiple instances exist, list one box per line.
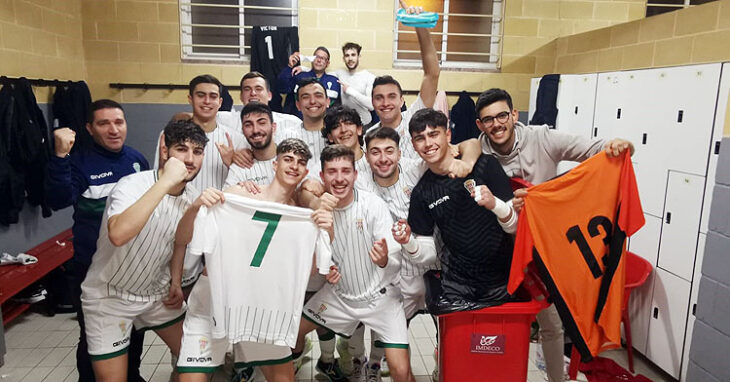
left=53, top=81, right=92, bottom=153
left=251, top=26, right=300, bottom=113
left=0, top=78, right=53, bottom=224
left=530, top=74, right=560, bottom=127
left=449, top=91, right=479, bottom=144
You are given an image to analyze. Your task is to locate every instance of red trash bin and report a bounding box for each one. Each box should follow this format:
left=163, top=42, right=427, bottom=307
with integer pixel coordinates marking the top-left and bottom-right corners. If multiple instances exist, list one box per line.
left=438, top=299, right=544, bottom=382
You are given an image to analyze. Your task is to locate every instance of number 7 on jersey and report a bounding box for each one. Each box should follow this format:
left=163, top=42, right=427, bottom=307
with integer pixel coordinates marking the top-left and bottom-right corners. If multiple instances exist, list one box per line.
left=250, top=211, right=282, bottom=267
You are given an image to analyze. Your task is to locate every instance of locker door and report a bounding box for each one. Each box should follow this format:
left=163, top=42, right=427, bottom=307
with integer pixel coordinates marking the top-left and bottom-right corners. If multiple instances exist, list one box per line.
left=700, top=63, right=729, bottom=233
left=657, top=171, right=704, bottom=281
left=593, top=72, right=627, bottom=141
left=632, top=160, right=667, bottom=219
left=680, top=233, right=706, bottom=382
left=651, top=63, right=721, bottom=176
left=528, top=77, right=541, bottom=122
left=645, top=268, right=691, bottom=379
left=626, top=214, right=662, bottom=354
left=555, top=74, right=598, bottom=174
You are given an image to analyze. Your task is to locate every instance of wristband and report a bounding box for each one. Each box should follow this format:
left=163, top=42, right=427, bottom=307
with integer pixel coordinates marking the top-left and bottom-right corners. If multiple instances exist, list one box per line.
left=490, top=198, right=511, bottom=220
left=403, top=235, right=419, bottom=255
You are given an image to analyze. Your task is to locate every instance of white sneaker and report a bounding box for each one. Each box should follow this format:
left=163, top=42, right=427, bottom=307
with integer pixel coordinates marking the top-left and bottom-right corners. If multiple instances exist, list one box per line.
left=380, top=357, right=390, bottom=377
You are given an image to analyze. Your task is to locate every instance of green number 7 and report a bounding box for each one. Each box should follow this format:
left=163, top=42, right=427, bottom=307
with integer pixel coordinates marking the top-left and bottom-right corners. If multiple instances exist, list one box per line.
left=250, top=211, right=282, bottom=267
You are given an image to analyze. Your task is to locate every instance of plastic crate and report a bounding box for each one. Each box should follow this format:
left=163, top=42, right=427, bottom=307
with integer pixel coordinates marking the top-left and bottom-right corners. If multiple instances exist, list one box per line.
left=438, top=300, right=543, bottom=382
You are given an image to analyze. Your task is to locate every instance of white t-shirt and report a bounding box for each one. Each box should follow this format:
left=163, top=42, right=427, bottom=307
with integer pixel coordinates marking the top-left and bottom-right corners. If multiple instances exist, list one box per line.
left=189, top=193, right=332, bottom=346
left=334, top=69, right=376, bottom=125
left=331, top=189, right=401, bottom=302
left=82, top=170, right=197, bottom=301
left=224, top=158, right=276, bottom=188
left=372, top=158, right=441, bottom=276
left=370, top=96, right=425, bottom=159
left=217, top=110, right=303, bottom=148
left=354, top=151, right=377, bottom=193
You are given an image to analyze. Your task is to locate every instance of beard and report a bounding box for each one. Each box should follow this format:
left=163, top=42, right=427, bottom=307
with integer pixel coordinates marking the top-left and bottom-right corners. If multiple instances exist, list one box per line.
left=247, top=134, right=273, bottom=150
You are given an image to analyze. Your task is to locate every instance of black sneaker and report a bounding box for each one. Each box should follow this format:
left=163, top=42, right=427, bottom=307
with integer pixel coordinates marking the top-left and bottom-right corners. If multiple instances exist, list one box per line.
left=316, top=358, right=349, bottom=382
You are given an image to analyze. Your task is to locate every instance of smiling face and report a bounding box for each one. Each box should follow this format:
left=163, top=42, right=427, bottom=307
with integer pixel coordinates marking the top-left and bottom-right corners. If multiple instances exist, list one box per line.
left=163, top=141, right=205, bottom=182
left=366, top=137, right=400, bottom=180
left=296, top=82, right=329, bottom=121
left=241, top=112, right=275, bottom=150
left=372, top=83, right=404, bottom=127
left=273, top=151, right=309, bottom=187
left=476, top=100, right=519, bottom=155
left=240, top=76, right=272, bottom=106
left=188, top=82, right=222, bottom=121
left=343, top=48, right=360, bottom=71
left=411, top=125, right=451, bottom=165
left=321, top=156, right=357, bottom=202
left=86, top=107, right=127, bottom=152
left=327, top=120, right=362, bottom=151
left=312, top=48, right=330, bottom=72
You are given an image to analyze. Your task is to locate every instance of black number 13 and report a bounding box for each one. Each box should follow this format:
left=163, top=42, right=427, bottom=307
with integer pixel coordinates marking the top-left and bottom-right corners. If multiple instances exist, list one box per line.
left=565, top=216, right=612, bottom=279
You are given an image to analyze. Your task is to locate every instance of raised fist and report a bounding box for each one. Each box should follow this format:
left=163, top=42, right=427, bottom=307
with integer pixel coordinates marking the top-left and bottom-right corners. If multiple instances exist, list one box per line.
left=54, top=128, right=76, bottom=158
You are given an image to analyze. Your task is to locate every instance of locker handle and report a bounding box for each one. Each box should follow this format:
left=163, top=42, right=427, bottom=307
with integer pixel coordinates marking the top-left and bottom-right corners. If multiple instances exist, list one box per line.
left=692, top=303, right=697, bottom=316
left=665, top=212, right=672, bottom=224
left=642, top=133, right=647, bottom=145
left=677, top=110, right=684, bottom=123
left=716, top=141, right=721, bottom=155
left=593, top=127, right=598, bottom=137
left=574, top=106, right=579, bottom=114
left=617, top=108, right=622, bottom=119
left=653, top=307, right=659, bottom=319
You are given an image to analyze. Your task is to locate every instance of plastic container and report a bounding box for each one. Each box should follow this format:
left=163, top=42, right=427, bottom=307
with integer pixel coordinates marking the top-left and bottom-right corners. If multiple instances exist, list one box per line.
left=438, top=300, right=543, bottom=382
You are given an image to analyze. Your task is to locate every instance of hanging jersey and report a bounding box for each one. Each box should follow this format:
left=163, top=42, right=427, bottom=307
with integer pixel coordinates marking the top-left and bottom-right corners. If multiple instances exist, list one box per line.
left=224, top=158, right=276, bottom=187
left=81, top=170, right=197, bottom=301
left=189, top=193, right=331, bottom=346
left=509, top=151, right=644, bottom=360
left=250, top=26, right=299, bottom=92
left=332, top=190, right=401, bottom=302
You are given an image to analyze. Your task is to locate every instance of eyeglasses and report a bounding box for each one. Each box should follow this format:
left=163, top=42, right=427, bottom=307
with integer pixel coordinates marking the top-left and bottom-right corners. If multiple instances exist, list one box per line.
left=479, top=111, right=511, bottom=127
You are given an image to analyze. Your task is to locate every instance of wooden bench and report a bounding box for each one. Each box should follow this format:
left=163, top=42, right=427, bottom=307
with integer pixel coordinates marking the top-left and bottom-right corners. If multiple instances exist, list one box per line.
left=0, top=229, right=73, bottom=325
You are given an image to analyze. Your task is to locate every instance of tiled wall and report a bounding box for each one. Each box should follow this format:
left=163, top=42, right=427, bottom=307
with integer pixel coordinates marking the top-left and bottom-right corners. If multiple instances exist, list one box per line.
left=687, top=136, right=730, bottom=381
left=0, top=0, right=85, bottom=101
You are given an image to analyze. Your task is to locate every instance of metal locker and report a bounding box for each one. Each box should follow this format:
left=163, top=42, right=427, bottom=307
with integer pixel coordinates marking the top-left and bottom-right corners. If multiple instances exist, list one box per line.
left=657, top=171, right=704, bottom=281
left=680, top=233, right=706, bottom=382
left=555, top=74, right=599, bottom=174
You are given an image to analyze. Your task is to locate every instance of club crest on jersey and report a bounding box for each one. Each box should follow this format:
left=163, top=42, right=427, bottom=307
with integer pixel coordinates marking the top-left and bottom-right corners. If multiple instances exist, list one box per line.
left=318, top=304, right=327, bottom=313
left=199, top=337, right=208, bottom=354
left=356, top=218, right=364, bottom=231
left=402, top=186, right=412, bottom=197
left=118, top=321, right=127, bottom=335
left=463, top=179, right=476, bottom=194
left=133, top=162, right=141, bottom=172
left=306, top=303, right=328, bottom=323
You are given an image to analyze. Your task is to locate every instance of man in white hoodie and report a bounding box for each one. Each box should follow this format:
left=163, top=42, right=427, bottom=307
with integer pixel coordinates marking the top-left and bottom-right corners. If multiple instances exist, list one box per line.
left=334, top=42, right=376, bottom=127
left=476, top=88, right=633, bottom=382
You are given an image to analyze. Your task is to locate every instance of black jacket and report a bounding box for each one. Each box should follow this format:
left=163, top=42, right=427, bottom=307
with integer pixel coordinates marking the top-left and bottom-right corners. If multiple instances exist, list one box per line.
left=450, top=91, right=479, bottom=144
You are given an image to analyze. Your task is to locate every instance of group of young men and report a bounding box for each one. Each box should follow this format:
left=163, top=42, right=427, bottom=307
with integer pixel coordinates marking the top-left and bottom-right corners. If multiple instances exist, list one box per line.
left=46, top=5, right=637, bottom=382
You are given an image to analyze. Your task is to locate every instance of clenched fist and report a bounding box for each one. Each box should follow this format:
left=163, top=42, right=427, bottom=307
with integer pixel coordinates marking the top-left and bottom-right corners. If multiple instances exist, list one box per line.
left=54, top=128, right=76, bottom=158
left=159, top=157, right=188, bottom=189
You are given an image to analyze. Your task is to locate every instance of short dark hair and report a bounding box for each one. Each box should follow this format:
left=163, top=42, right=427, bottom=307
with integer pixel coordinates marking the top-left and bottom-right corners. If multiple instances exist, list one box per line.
left=320, top=144, right=355, bottom=171
left=475, top=88, right=514, bottom=115
left=364, top=127, right=400, bottom=149
left=314, top=46, right=330, bottom=60
left=88, top=99, right=124, bottom=124
left=342, top=42, right=362, bottom=55
left=323, top=105, right=363, bottom=145
left=189, top=74, right=222, bottom=96
left=372, top=75, right=403, bottom=97
left=277, top=138, right=312, bottom=162
left=163, top=119, right=209, bottom=149
left=241, top=102, right=273, bottom=123
left=296, top=77, right=326, bottom=98
left=408, top=108, right=449, bottom=136
left=240, top=71, right=270, bottom=91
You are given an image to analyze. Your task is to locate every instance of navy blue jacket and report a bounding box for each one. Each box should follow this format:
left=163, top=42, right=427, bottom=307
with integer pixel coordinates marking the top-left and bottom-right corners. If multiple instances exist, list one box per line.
left=45, top=143, right=149, bottom=266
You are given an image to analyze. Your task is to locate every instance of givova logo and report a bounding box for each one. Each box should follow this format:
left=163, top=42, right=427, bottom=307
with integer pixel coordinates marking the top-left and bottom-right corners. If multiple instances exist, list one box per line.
left=470, top=333, right=505, bottom=354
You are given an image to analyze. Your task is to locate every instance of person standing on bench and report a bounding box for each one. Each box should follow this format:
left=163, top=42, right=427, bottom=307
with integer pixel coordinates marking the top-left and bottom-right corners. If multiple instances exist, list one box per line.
left=45, top=99, right=150, bottom=382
